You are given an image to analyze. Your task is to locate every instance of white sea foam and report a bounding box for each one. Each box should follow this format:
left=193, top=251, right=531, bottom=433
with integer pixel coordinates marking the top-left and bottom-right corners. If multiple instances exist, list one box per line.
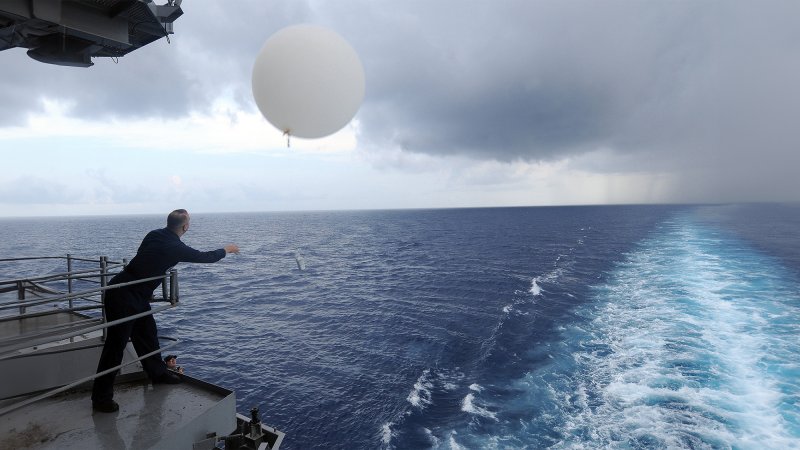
left=502, top=304, right=512, bottom=313
left=448, top=431, right=467, bottom=450
left=551, top=217, right=800, bottom=448
left=530, top=260, right=568, bottom=297
left=461, top=393, right=498, bottom=421
left=468, top=383, right=483, bottom=392
left=405, top=368, right=467, bottom=413
left=529, top=277, right=542, bottom=296
left=407, top=369, right=433, bottom=409
left=381, top=422, right=393, bottom=445
left=423, top=428, right=440, bottom=446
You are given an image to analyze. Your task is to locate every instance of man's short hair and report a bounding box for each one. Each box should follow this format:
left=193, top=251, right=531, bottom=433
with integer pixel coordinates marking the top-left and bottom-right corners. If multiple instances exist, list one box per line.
left=164, top=355, right=177, bottom=362
left=167, top=209, right=188, bottom=230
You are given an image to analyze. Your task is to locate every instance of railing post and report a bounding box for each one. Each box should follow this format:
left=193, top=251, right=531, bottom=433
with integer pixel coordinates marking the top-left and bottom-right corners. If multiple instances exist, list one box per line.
left=16, top=280, right=25, bottom=315
left=66, top=253, right=73, bottom=309
left=169, top=270, right=179, bottom=305
left=67, top=254, right=75, bottom=343
left=100, top=256, right=108, bottom=341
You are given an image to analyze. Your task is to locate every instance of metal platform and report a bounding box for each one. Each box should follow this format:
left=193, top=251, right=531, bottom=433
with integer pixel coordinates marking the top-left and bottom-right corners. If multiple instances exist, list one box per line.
left=0, top=375, right=237, bottom=450
left=0, top=255, right=285, bottom=449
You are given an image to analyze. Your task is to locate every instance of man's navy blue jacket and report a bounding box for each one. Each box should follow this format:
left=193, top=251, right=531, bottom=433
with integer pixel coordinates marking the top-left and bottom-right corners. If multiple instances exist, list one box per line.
left=112, top=227, right=226, bottom=295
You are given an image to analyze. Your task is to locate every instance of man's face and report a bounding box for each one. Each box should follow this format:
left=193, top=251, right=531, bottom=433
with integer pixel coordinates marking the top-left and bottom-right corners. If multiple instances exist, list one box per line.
left=166, top=358, right=177, bottom=368
left=183, top=215, right=191, bottom=233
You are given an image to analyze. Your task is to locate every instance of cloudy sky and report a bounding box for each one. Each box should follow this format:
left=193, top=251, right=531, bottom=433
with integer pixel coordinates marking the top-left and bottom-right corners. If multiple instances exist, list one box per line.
left=1, top=0, right=798, bottom=217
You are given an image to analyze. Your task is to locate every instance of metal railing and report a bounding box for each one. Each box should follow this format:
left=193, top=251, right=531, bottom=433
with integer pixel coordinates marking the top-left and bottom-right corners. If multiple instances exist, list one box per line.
left=0, top=255, right=182, bottom=416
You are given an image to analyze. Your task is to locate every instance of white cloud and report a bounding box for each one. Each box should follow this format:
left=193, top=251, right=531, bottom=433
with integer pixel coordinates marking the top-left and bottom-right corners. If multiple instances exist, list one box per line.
left=2, top=96, right=359, bottom=157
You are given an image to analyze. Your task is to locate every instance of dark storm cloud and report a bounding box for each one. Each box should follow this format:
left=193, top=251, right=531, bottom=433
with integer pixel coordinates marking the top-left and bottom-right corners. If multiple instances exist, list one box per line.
left=326, top=0, right=800, bottom=202
left=358, top=68, right=616, bottom=161
left=346, top=0, right=633, bottom=161
left=345, top=1, right=800, bottom=166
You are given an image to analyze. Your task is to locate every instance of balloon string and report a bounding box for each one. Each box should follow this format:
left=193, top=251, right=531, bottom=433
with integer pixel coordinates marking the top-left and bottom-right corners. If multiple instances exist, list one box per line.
left=283, top=130, right=291, bottom=148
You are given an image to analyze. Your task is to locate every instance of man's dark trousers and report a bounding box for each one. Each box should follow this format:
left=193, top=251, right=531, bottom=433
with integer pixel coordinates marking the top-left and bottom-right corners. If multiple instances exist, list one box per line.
left=91, top=272, right=168, bottom=403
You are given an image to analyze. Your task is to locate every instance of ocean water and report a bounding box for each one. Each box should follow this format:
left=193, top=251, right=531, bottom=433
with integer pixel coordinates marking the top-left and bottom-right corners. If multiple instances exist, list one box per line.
left=1, top=204, right=798, bottom=449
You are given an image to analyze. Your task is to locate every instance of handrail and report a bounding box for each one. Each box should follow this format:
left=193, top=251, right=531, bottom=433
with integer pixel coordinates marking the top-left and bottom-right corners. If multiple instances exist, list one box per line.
left=0, top=255, right=105, bottom=264
left=0, top=296, right=84, bottom=311
left=0, top=303, right=175, bottom=360
left=0, top=306, right=102, bottom=324
left=0, top=337, right=180, bottom=416
left=0, top=263, right=125, bottom=286
left=26, top=279, right=61, bottom=295
left=0, top=313, right=101, bottom=339
left=0, top=274, right=171, bottom=311
left=0, top=255, right=183, bottom=417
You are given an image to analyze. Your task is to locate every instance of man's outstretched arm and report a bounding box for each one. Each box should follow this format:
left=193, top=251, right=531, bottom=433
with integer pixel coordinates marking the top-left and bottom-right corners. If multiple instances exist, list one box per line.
left=176, top=242, right=239, bottom=263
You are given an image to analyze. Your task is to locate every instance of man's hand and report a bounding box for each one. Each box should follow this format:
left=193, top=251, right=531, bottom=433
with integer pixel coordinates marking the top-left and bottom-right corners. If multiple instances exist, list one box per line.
left=224, top=244, right=240, bottom=254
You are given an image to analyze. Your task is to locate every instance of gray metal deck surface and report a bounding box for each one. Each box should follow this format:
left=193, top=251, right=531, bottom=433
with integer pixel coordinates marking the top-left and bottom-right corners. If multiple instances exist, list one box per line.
left=0, top=309, right=94, bottom=341
left=0, top=376, right=237, bottom=450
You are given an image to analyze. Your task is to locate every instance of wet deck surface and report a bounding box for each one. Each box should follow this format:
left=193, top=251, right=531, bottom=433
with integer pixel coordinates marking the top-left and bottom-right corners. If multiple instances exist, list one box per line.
left=0, top=377, right=230, bottom=449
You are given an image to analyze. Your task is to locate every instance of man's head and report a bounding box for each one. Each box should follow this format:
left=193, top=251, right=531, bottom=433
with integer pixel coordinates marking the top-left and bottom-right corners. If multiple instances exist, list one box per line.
left=164, top=355, right=178, bottom=368
left=167, top=209, right=190, bottom=236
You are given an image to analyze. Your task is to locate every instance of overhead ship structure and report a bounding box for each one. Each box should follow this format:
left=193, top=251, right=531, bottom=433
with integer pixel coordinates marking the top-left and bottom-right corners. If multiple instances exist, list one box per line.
left=0, top=0, right=183, bottom=67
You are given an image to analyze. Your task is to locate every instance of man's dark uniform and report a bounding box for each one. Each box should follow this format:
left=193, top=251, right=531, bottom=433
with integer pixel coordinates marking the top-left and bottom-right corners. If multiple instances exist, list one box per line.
left=91, top=227, right=226, bottom=404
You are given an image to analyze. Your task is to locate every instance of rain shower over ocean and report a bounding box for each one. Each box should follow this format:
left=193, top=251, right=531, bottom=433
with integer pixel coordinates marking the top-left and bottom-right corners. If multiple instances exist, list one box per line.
left=1, top=204, right=798, bottom=449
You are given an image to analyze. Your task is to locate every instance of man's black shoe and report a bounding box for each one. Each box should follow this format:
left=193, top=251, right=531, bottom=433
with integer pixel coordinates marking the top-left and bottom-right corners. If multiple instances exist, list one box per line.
left=92, top=400, right=119, bottom=413
left=153, top=371, right=182, bottom=385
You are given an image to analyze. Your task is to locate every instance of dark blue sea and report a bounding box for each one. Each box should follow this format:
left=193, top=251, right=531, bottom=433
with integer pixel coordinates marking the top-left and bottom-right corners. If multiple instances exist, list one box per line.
left=1, top=204, right=799, bottom=449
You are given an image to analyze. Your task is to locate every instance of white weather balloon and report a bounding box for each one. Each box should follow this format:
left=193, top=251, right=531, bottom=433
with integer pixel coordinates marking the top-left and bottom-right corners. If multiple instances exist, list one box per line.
left=252, top=25, right=365, bottom=139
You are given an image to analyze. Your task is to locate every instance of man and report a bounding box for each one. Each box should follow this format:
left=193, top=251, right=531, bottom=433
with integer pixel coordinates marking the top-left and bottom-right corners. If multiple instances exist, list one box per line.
left=164, top=354, right=184, bottom=374
left=91, top=209, right=239, bottom=413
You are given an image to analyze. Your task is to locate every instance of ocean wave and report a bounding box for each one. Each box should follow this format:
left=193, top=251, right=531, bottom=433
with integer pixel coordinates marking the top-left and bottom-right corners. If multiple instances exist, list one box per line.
left=554, top=217, right=800, bottom=448
left=448, top=431, right=467, bottom=450
left=423, top=427, right=440, bottom=447
left=381, top=422, right=393, bottom=445
left=530, top=247, right=578, bottom=297
left=407, top=369, right=434, bottom=409
left=461, top=393, right=498, bottom=421
left=530, top=277, right=543, bottom=296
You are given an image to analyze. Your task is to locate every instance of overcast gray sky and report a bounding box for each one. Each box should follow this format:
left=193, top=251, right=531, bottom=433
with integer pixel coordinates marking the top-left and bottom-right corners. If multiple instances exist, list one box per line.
left=1, top=0, right=798, bottom=217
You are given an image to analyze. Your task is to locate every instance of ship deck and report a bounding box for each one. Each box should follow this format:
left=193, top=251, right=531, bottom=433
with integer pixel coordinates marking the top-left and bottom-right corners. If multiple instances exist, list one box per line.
left=0, top=375, right=237, bottom=450
left=0, top=257, right=283, bottom=449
